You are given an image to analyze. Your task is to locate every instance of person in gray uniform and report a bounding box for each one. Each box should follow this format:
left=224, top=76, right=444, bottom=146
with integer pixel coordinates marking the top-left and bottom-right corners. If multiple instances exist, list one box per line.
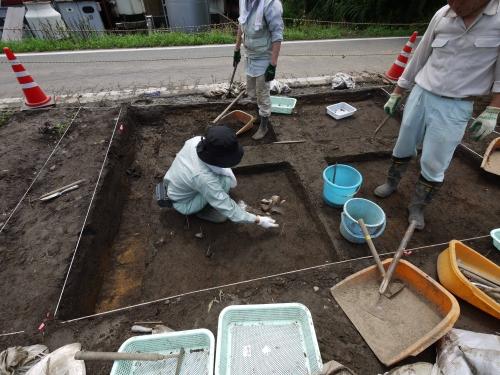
left=233, top=0, right=284, bottom=140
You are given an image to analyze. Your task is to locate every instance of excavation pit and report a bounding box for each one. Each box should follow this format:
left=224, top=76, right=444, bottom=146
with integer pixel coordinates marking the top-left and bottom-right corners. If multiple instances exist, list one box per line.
left=57, top=109, right=332, bottom=320
left=1, top=88, right=499, bottom=375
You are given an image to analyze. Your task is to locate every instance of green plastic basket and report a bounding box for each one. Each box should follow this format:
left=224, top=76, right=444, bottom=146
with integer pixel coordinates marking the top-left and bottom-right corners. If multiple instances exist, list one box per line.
left=270, top=96, right=297, bottom=114
left=215, top=303, right=323, bottom=375
left=110, top=329, right=215, bottom=375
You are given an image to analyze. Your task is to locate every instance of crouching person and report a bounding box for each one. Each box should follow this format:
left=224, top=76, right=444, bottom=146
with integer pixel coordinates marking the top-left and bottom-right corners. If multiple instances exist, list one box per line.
left=157, top=125, right=278, bottom=229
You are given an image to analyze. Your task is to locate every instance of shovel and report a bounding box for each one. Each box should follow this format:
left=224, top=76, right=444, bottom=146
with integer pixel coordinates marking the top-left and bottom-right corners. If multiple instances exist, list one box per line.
left=366, top=220, right=416, bottom=320
left=75, top=348, right=185, bottom=374
left=379, top=220, right=417, bottom=295
left=358, top=219, right=405, bottom=298
left=223, top=62, right=239, bottom=99
left=226, top=65, right=238, bottom=96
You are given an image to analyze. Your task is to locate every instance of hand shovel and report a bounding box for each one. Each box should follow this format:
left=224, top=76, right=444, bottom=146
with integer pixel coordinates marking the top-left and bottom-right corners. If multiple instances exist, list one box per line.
left=358, top=219, right=405, bottom=298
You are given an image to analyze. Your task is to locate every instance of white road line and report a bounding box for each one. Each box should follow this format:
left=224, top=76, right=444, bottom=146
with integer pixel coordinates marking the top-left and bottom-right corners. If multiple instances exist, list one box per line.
left=0, top=37, right=415, bottom=58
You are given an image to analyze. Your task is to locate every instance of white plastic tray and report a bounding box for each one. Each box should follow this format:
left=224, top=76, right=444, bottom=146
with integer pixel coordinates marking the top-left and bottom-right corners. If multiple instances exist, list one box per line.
left=326, top=102, right=357, bottom=120
left=215, top=303, right=323, bottom=375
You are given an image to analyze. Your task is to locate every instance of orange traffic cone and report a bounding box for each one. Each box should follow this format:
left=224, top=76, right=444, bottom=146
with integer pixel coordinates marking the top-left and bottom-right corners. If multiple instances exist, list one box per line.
left=3, top=47, right=54, bottom=109
left=385, top=31, right=418, bottom=82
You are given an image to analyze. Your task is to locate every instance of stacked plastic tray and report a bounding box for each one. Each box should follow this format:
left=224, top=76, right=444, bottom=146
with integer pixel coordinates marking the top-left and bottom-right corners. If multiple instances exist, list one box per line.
left=109, top=304, right=322, bottom=375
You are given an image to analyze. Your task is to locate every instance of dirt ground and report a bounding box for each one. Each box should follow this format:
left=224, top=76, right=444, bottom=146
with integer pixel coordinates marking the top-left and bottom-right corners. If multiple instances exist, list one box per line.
left=1, top=88, right=499, bottom=375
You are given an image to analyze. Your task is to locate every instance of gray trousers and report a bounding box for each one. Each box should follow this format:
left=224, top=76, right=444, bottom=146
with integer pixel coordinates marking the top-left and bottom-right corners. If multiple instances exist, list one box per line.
left=246, top=74, right=271, bottom=117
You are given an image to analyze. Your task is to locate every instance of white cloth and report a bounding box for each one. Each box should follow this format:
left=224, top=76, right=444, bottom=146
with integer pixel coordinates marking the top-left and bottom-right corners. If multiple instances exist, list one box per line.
left=238, top=0, right=265, bottom=30
left=435, top=329, right=500, bottom=375
left=398, top=0, right=500, bottom=97
left=0, top=345, right=48, bottom=375
left=205, top=163, right=237, bottom=188
left=331, top=73, right=356, bottom=90
left=270, top=79, right=291, bottom=94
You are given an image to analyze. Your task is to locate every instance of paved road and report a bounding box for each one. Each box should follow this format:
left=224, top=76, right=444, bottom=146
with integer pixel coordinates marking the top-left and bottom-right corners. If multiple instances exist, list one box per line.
left=0, top=37, right=416, bottom=99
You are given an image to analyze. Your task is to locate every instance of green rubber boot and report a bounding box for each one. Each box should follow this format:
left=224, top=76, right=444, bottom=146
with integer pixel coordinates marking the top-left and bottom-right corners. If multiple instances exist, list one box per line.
left=374, top=157, right=411, bottom=198
left=408, top=177, right=442, bottom=230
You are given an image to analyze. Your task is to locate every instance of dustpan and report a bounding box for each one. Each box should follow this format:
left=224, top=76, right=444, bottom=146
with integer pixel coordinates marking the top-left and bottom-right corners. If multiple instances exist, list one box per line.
left=218, top=110, right=255, bottom=136
left=437, top=240, right=500, bottom=319
left=481, top=137, right=500, bottom=176
left=331, top=259, right=459, bottom=366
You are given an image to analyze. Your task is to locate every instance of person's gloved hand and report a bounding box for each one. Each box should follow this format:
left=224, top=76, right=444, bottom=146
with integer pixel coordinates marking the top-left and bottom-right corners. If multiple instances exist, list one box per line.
left=257, top=216, right=279, bottom=229
left=233, top=50, right=241, bottom=67
left=384, top=93, right=402, bottom=116
left=265, top=64, right=276, bottom=82
left=469, top=106, right=500, bottom=141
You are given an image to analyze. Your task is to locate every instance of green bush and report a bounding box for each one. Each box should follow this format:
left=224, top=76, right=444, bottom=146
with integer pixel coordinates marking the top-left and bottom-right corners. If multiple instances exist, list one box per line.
left=0, top=111, right=13, bottom=127
left=2, top=24, right=428, bottom=53
left=283, top=0, right=446, bottom=23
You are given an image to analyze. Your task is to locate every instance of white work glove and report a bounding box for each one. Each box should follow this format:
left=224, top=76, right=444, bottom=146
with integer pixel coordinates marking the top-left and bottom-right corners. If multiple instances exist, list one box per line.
left=384, top=93, right=402, bottom=116
left=469, top=106, right=500, bottom=141
left=256, top=215, right=279, bottom=229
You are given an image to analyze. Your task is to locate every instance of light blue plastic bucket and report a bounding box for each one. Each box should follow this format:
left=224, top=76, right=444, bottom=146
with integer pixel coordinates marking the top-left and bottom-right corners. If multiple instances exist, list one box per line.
left=491, top=228, right=500, bottom=251
left=322, top=164, right=362, bottom=207
left=340, top=212, right=386, bottom=244
left=343, top=198, right=386, bottom=236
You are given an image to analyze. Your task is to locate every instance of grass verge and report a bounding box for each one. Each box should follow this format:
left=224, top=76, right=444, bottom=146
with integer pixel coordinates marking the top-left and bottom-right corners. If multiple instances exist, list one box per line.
left=2, top=25, right=427, bottom=53
left=0, top=111, right=13, bottom=127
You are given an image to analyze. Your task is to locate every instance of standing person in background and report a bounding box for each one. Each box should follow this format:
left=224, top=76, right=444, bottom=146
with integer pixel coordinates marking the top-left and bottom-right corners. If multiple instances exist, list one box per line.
left=375, top=0, right=499, bottom=230
left=233, top=0, right=284, bottom=140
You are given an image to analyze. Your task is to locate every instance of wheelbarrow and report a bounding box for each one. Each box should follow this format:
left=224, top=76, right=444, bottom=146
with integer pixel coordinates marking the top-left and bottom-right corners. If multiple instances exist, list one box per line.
left=217, top=110, right=256, bottom=136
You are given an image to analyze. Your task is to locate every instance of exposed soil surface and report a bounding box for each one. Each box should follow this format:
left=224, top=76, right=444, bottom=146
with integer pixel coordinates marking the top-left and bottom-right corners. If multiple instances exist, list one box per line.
left=95, top=165, right=333, bottom=314
left=0, top=107, right=122, bottom=332
left=1, top=88, right=499, bottom=375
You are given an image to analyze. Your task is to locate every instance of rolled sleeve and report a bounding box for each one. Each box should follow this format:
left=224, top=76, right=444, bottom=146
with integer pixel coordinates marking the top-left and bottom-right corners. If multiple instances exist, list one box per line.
left=265, top=0, right=284, bottom=43
left=397, top=7, right=446, bottom=89
left=194, top=174, right=256, bottom=223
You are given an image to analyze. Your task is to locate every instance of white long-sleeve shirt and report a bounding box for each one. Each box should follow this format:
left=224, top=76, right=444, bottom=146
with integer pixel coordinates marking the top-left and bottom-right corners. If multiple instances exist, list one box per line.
left=398, top=0, right=500, bottom=98
left=164, top=137, right=256, bottom=223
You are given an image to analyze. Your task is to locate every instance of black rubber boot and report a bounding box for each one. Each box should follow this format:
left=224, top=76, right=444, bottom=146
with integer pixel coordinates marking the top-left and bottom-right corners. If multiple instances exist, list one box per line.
left=408, top=176, right=442, bottom=230
left=252, top=116, right=269, bottom=140
left=374, top=156, right=411, bottom=198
